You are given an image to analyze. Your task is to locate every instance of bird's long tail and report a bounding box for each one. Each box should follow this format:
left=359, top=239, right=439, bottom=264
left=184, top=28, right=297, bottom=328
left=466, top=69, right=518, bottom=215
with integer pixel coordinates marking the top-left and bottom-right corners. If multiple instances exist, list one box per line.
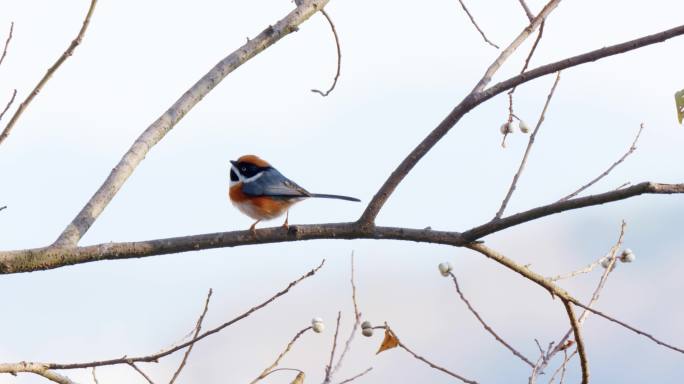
left=310, top=193, right=360, bottom=202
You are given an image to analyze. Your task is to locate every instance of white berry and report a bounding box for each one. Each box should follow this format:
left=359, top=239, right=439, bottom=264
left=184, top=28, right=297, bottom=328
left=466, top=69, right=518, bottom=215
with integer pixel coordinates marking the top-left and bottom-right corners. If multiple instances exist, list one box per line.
left=438, top=262, right=453, bottom=277
left=361, top=321, right=372, bottom=329
left=519, top=120, right=530, bottom=133
left=500, top=122, right=514, bottom=134
left=362, top=327, right=374, bottom=337
left=311, top=317, right=325, bottom=333
left=620, top=249, right=636, bottom=263
left=312, top=321, right=325, bottom=333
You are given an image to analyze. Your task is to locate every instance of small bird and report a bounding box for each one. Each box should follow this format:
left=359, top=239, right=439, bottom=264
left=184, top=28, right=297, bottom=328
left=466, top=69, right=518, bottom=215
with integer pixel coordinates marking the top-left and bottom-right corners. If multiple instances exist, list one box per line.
left=229, top=155, right=360, bottom=232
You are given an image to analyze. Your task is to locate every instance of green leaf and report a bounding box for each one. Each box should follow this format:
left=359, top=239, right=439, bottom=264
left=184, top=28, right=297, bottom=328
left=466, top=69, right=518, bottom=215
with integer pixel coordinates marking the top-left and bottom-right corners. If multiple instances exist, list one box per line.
left=676, top=89, right=684, bottom=124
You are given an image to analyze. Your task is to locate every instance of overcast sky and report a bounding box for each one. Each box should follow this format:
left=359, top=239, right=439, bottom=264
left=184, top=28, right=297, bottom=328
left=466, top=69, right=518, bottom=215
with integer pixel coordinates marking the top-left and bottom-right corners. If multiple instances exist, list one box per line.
left=1, top=0, right=683, bottom=383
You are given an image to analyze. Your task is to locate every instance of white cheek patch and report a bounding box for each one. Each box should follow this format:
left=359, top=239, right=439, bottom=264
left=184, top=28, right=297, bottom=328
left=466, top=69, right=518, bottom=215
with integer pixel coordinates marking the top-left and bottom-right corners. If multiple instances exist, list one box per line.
left=243, top=171, right=264, bottom=184
left=229, top=166, right=264, bottom=187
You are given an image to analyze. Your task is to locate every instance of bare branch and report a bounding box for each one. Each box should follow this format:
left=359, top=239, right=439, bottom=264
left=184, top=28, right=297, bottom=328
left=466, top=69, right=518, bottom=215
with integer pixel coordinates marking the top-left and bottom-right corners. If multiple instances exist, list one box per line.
left=311, top=9, right=342, bottom=96
left=52, top=0, right=331, bottom=247
left=449, top=272, right=535, bottom=367
left=91, top=368, right=99, bottom=384
left=559, top=123, right=645, bottom=201
left=1, top=182, right=683, bottom=274
left=0, top=89, right=16, bottom=123
left=324, top=311, right=343, bottom=383
left=331, top=253, right=361, bottom=376
left=39, top=260, right=324, bottom=370
left=335, top=367, right=373, bottom=384
left=250, top=327, right=311, bottom=384
left=517, top=0, right=535, bottom=21
left=168, top=288, right=213, bottom=384
left=456, top=0, right=499, bottom=49
left=0, top=21, right=14, bottom=67
left=0, top=363, right=80, bottom=384
left=561, top=300, right=588, bottom=384
left=467, top=242, right=684, bottom=357
left=495, top=71, right=561, bottom=219
left=128, top=362, right=155, bottom=384
left=0, top=0, right=97, bottom=146
left=387, top=326, right=478, bottom=384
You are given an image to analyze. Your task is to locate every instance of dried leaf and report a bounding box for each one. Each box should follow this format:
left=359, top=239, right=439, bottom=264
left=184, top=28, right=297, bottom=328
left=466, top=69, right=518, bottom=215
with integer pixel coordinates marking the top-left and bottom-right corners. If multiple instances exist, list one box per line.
left=676, top=89, right=684, bottom=124
left=376, top=328, right=399, bottom=354
left=291, top=371, right=305, bottom=384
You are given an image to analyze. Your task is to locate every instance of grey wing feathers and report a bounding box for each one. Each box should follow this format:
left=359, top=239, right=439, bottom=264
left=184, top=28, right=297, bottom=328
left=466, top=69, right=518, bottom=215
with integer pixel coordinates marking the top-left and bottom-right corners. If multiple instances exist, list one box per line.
left=242, top=168, right=311, bottom=198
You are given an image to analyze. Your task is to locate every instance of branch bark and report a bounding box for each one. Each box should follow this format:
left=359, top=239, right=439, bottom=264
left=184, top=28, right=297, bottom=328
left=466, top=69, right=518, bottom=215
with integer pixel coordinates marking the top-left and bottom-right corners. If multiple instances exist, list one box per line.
left=52, top=0, right=330, bottom=247
left=1, top=182, right=682, bottom=274
left=0, top=0, right=98, bottom=147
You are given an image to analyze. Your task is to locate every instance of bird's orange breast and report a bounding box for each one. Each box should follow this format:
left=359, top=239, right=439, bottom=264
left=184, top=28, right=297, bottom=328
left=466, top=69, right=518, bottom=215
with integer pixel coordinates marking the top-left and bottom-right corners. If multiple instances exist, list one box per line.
left=229, top=183, right=295, bottom=220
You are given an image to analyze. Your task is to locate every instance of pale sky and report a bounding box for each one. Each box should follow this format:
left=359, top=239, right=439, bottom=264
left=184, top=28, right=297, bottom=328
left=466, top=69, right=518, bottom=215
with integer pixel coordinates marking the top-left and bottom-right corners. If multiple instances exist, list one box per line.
left=1, top=0, right=684, bottom=383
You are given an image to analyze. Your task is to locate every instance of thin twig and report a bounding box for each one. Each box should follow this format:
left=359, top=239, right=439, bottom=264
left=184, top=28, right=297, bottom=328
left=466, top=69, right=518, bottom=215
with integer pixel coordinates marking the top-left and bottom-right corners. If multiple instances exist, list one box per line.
left=0, top=89, right=17, bottom=122
left=335, top=367, right=373, bottom=384
left=449, top=272, right=535, bottom=367
left=562, top=300, right=588, bottom=384
left=505, top=20, right=545, bottom=133
left=128, top=362, right=155, bottom=384
left=168, top=288, right=213, bottom=384
left=456, top=0, right=499, bottom=49
left=547, top=350, right=575, bottom=384
left=0, top=22, right=14, bottom=67
left=532, top=222, right=626, bottom=381
left=311, top=9, right=341, bottom=97
left=388, top=326, right=478, bottom=384
left=91, top=367, right=98, bottom=384
left=331, top=253, right=361, bottom=376
left=495, top=71, right=561, bottom=219
left=324, top=311, right=342, bottom=383
left=46, top=260, right=325, bottom=369
left=0, top=206, right=6, bottom=212
left=0, top=0, right=98, bottom=146
left=517, top=0, right=535, bottom=21
left=559, top=123, right=645, bottom=201
left=250, top=327, right=311, bottom=384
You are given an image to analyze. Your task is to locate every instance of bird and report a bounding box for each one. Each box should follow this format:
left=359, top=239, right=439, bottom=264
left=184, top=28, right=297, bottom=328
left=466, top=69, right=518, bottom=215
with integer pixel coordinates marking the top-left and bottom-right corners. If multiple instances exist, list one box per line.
left=229, top=155, right=360, bottom=232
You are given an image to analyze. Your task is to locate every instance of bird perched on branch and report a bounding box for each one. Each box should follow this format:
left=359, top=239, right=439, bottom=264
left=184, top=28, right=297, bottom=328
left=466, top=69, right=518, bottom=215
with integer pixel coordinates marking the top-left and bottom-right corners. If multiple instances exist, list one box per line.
left=229, top=155, right=360, bottom=232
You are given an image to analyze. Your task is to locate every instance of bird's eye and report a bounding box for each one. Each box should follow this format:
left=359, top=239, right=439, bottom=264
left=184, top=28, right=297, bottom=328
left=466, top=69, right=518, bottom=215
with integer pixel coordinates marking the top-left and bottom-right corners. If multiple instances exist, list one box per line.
left=241, top=167, right=247, bottom=172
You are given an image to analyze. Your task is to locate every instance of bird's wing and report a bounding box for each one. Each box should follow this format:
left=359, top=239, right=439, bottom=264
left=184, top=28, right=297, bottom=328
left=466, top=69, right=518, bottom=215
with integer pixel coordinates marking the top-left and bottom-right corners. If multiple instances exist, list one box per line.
left=242, top=168, right=311, bottom=198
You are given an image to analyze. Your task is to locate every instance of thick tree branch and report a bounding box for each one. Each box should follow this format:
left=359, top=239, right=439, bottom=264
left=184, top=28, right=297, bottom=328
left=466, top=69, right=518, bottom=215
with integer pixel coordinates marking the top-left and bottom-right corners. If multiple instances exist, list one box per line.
left=359, top=16, right=684, bottom=225
left=1, top=182, right=682, bottom=274
left=0, top=0, right=98, bottom=147
left=562, top=299, right=588, bottom=384
left=52, top=0, right=330, bottom=247
left=0, top=363, right=79, bottom=384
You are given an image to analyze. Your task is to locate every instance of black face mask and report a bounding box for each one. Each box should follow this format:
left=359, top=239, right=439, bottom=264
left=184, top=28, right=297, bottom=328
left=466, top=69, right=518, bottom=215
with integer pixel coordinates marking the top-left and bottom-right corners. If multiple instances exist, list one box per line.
left=230, top=169, right=239, bottom=182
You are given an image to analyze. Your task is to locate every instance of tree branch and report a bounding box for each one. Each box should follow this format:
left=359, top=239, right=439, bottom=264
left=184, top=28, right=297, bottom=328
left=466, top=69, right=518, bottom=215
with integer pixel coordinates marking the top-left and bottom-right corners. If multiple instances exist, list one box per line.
left=22, top=260, right=324, bottom=370
left=359, top=15, right=684, bottom=226
left=558, top=123, right=644, bottom=201
left=250, top=326, right=311, bottom=384
left=456, top=0, right=499, bottom=49
left=1, top=182, right=682, bottom=274
left=311, top=9, right=342, bottom=96
left=52, top=0, right=330, bottom=247
left=168, top=288, right=213, bottom=384
left=561, top=299, right=588, bottom=384
left=0, top=0, right=98, bottom=147
left=0, top=363, right=80, bottom=384
left=449, top=272, right=535, bottom=367
left=0, top=21, right=14, bottom=67
left=495, top=71, right=561, bottom=219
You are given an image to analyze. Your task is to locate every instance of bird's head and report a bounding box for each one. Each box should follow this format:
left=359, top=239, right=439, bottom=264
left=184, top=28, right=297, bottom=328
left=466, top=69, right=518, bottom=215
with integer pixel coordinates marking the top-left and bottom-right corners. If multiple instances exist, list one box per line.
left=230, top=155, right=272, bottom=185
